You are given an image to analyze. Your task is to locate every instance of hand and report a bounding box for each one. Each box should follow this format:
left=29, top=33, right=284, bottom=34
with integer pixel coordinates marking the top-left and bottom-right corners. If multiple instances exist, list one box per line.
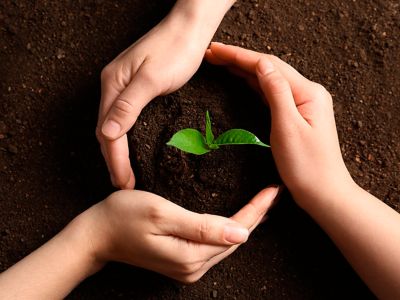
left=96, top=0, right=234, bottom=189
left=205, top=43, right=354, bottom=208
left=85, top=187, right=280, bottom=283
left=0, top=187, right=280, bottom=299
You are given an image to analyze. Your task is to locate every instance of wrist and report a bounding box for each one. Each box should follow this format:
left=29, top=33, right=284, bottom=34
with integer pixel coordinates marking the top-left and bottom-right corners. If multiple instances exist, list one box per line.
left=172, top=0, right=235, bottom=21
left=64, top=207, right=108, bottom=278
left=291, top=172, right=358, bottom=213
left=167, top=0, right=235, bottom=41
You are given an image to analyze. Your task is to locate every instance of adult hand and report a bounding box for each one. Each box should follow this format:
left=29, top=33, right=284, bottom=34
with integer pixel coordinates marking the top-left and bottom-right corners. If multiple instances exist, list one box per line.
left=206, top=43, right=400, bottom=299
left=88, top=187, right=280, bottom=283
left=97, top=1, right=235, bottom=189
left=0, top=186, right=280, bottom=299
left=205, top=43, right=354, bottom=208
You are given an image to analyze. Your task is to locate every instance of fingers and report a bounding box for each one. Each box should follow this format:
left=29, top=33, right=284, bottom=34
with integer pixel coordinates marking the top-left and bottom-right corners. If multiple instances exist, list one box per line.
left=255, top=58, right=304, bottom=124
left=153, top=186, right=281, bottom=283
left=206, top=42, right=310, bottom=100
left=230, top=185, right=280, bottom=227
left=104, top=134, right=135, bottom=189
left=163, top=185, right=280, bottom=246
left=97, top=64, right=156, bottom=189
left=101, top=66, right=157, bottom=140
left=178, top=185, right=282, bottom=282
left=166, top=209, right=250, bottom=246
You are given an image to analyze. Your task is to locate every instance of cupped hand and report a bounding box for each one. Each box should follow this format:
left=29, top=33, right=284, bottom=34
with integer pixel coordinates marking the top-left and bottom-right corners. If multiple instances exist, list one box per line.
left=97, top=14, right=211, bottom=189
left=85, top=187, right=280, bottom=283
left=205, top=43, right=354, bottom=208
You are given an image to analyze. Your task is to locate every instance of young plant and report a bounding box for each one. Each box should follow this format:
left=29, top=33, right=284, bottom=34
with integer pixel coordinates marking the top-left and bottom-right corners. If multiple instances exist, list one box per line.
left=167, top=111, right=269, bottom=155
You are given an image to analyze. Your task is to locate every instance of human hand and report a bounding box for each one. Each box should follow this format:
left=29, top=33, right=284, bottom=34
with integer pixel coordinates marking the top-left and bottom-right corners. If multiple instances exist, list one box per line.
left=205, top=43, right=354, bottom=208
left=82, top=187, right=279, bottom=283
left=96, top=1, right=233, bottom=189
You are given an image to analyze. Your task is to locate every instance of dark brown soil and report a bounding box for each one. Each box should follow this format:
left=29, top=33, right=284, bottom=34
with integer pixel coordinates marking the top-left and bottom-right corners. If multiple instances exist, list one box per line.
left=1, top=1, right=399, bottom=299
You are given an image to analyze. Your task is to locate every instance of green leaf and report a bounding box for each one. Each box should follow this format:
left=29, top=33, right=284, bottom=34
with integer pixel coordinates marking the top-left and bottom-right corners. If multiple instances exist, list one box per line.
left=214, top=129, right=270, bottom=147
left=167, top=129, right=210, bottom=155
left=205, top=111, right=214, bottom=145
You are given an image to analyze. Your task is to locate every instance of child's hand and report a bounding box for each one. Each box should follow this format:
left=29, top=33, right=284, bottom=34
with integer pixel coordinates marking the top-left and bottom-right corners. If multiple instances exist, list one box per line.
left=83, top=187, right=279, bottom=283
left=205, top=43, right=354, bottom=208
left=96, top=1, right=234, bottom=189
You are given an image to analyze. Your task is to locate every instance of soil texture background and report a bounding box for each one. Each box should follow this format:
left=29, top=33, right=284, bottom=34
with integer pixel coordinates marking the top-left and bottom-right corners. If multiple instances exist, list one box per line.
left=1, top=0, right=399, bottom=299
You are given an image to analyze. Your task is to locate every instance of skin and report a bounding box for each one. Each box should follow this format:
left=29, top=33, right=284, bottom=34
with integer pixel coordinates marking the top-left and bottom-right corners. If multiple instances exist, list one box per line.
left=2, top=42, right=399, bottom=298
left=96, top=0, right=237, bottom=189
left=205, top=42, right=400, bottom=299
left=0, top=187, right=280, bottom=299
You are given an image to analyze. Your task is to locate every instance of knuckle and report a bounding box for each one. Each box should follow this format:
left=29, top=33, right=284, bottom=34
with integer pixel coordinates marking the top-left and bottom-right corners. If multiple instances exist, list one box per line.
left=180, top=261, right=203, bottom=276
left=265, top=73, right=290, bottom=95
left=180, top=272, right=203, bottom=284
left=311, top=83, right=333, bottom=104
left=103, top=190, right=125, bottom=211
left=112, top=98, right=135, bottom=116
left=101, top=65, right=114, bottom=82
left=312, top=82, right=329, bottom=96
left=265, top=54, right=278, bottom=61
left=139, top=68, right=163, bottom=95
left=146, top=204, right=164, bottom=225
left=197, top=214, right=211, bottom=241
left=138, top=68, right=156, bottom=85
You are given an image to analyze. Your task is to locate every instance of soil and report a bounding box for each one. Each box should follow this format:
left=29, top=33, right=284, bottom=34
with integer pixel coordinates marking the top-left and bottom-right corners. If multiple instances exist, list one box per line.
left=1, top=0, right=399, bottom=299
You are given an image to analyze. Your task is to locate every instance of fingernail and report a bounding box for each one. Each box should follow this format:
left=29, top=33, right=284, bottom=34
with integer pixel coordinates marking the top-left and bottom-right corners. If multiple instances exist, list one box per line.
left=224, top=225, right=249, bottom=244
left=257, top=59, right=274, bottom=75
left=102, top=120, right=121, bottom=138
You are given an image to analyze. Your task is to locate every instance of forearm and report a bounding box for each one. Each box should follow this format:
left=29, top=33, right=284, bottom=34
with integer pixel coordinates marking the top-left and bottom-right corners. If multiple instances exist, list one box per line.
left=298, top=183, right=400, bottom=299
left=168, top=0, right=236, bottom=46
left=0, top=214, right=102, bottom=299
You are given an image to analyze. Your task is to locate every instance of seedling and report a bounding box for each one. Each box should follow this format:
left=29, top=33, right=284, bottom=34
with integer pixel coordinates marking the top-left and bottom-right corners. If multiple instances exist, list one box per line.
left=167, top=111, right=269, bottom=155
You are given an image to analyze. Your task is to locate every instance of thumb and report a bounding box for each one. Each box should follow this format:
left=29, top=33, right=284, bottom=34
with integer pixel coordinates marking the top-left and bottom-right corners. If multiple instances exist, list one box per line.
left=101, top=70, right=156, bottom=140
left=231, top=185, right=281, bottom=229
left=256, top=58, right=301, bottom=123
left=166, top=185, right=281, bottom=245
left=166, top=210, right=250, bottom=246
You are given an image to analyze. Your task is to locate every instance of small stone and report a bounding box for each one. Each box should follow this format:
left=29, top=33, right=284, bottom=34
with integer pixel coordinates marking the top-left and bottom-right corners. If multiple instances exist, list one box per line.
left=143, top=121, right=148, bottom=126
left=211, top=193, right=218, bottom=198
left=56, top=48, right=66, bottom=59
left=212, top=290, right=218, bottom=298
left=145, top=144, right=151, bottom=150
left=359, top=49, right=367, bottom=62
left=355, top=155, right=361, bottom=163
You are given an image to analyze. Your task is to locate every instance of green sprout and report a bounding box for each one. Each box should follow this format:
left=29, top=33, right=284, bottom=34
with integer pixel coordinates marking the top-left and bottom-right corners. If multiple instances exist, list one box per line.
left=167, top=111, right=270, bottom=155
